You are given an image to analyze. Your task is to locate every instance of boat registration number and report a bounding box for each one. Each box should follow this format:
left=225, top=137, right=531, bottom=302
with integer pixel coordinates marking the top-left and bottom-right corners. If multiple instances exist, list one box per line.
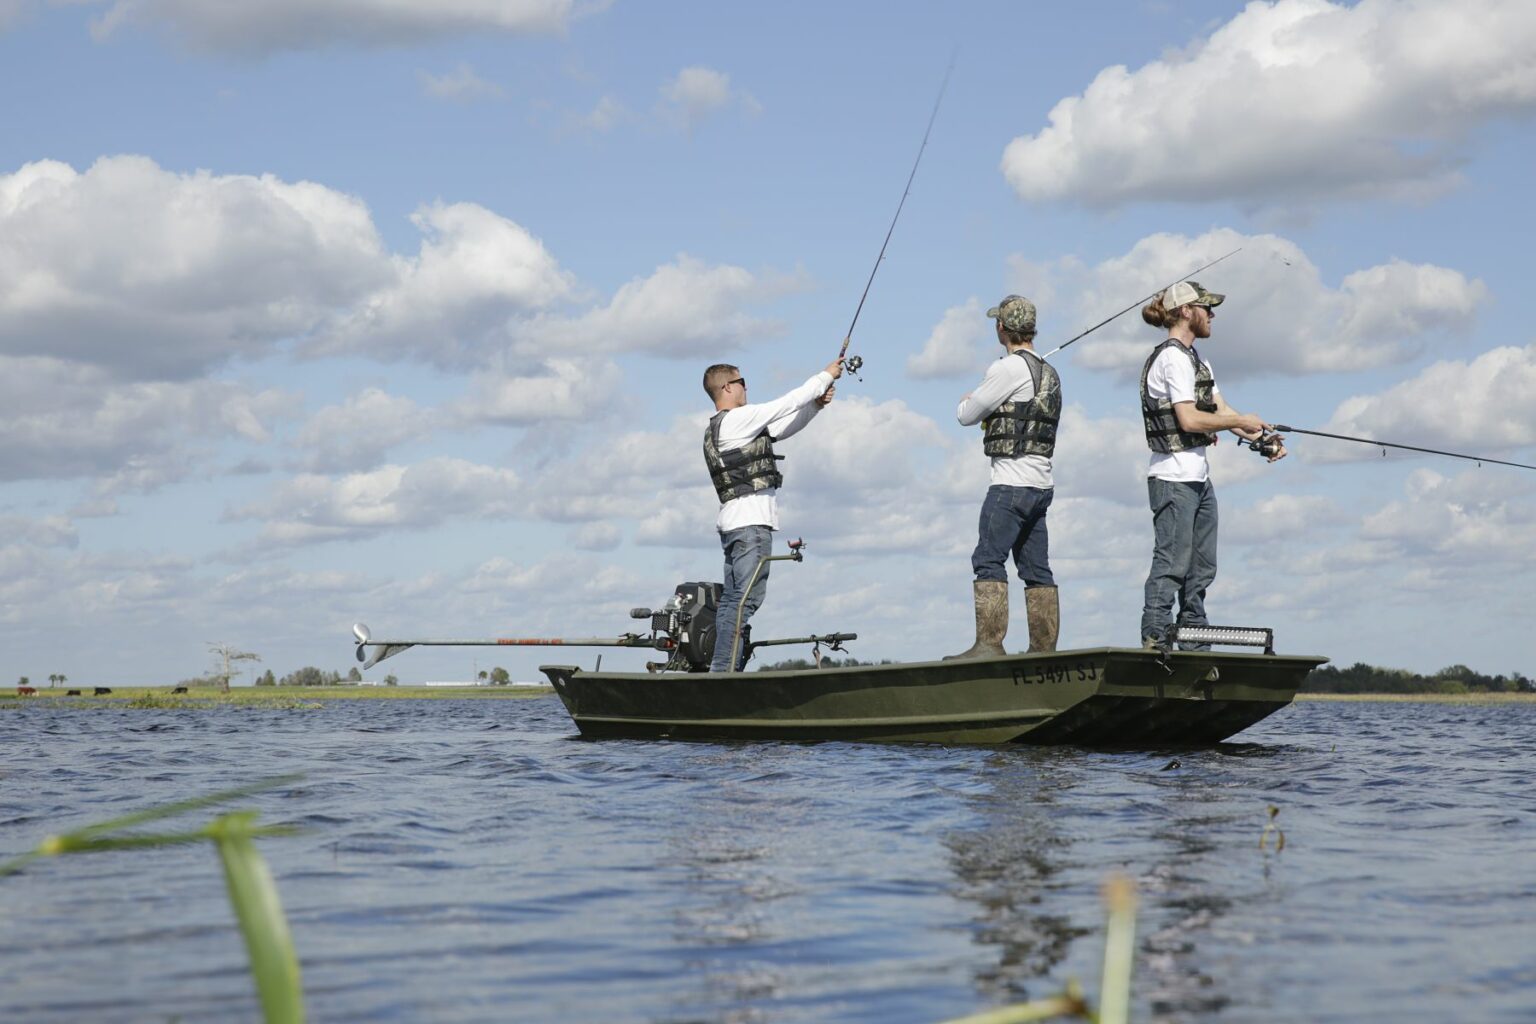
left=1012, top=661, right=1099, bottom=686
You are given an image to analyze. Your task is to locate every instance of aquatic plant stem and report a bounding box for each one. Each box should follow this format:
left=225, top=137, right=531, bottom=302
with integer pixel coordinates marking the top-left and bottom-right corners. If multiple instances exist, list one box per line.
left=212, top=812, right=306, bottom=1024
left=1098, top=875, right=1138, bottom=1024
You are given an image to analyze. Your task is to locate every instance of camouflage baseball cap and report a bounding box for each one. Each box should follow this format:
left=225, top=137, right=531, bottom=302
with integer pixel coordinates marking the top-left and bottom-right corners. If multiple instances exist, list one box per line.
left=1161, top=280, right=1225, bottom=310
left=986, top=294, right=1037, bottom=333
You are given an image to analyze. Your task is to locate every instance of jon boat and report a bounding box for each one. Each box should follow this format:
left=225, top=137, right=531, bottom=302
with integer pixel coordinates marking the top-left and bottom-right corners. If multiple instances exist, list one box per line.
left=539, top=644, right=1326, bottom=747
left=354, top=578, right=1326, bottom=747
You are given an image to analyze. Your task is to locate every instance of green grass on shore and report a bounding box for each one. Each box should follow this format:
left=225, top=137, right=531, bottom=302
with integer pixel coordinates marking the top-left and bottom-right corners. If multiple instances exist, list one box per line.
left=2, top=684, right=553, bottom=706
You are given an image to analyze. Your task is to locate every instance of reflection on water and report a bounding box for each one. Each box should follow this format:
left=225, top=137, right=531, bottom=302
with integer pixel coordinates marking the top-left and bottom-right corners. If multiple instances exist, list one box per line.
left=3, top=699, right=1535, bottom=1022
left=945, top=751, right=1087, bottom=1002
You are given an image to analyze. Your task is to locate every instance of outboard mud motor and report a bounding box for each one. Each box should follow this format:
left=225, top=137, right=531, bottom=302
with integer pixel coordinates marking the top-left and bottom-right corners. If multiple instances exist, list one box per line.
left=631, top=581, right=721, bottom=673
left=352, top=544, right=854, bottom=673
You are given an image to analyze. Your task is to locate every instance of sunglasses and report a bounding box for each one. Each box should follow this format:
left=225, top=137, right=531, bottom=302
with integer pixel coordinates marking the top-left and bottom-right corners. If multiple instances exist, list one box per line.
left=728, top=377, right=746, bottom=389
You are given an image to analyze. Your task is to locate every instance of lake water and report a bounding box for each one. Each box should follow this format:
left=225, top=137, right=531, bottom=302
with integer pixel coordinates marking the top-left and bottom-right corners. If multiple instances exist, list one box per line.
left=2, top=696, right=1533, bottom=1023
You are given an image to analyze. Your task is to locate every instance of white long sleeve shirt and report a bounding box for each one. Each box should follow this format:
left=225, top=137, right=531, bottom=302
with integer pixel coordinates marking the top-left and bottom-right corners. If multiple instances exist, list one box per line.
left=956, top=351, right=1054, bottom=489
left=712, top=371, right=833, bottom=532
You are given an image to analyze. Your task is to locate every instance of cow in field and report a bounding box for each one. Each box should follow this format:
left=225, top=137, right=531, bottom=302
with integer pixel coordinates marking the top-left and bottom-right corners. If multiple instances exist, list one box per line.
left=16, top=686, right=36, bottom=696
left=66, top=690, right=81, bottom=696
left=93, top=687, right=112, bottom=696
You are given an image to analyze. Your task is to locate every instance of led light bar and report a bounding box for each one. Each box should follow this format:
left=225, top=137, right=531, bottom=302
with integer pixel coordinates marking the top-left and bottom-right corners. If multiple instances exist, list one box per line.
left=1167, top=625, right=1274, bottom=655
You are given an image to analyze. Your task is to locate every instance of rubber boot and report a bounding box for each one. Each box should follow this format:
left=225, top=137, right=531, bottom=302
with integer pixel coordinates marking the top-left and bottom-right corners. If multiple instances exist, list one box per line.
left=735, top=625, right=752, bottom=672
left=945, top=581, right=1009, bottom=660
left=1025, top=585, right=1059, bottom=653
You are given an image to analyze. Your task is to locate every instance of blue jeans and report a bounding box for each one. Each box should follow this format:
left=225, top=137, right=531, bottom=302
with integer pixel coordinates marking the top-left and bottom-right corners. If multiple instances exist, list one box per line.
left=971, top=485, right=1055, bottom=586
left=710, top=525, right=774, bottom=672
left=1141, top=478, right=1218, bottom=645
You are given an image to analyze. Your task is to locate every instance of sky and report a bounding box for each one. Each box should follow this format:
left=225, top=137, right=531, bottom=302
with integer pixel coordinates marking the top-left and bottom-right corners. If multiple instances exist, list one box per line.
left=1, top=0, right=1533, bottom=686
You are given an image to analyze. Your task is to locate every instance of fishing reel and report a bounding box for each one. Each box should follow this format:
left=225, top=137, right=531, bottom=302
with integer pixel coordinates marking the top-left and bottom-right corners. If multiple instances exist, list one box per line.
left=844, top=354, right=864, bottom=379
left=1244, top=431, right=1284, bottom=459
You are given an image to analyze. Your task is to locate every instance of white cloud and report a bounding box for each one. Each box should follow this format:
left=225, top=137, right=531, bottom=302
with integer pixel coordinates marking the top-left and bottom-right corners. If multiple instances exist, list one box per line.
left=1226, top=494, right=1349, bottom=544
left=574, top=95, right=627, bottom=133
left=316, top=200, right=575, bottom=365
left=295, top=387, right=437, bottom=472
left=1359, top=469, right=1536, bottom=565
left=418, top=63, right=504, bottom=101
left=1001, top=0, right=1536, bottom=207
left=571, top=521, right=621, bottom=551
left=0, top=514, right=79, bottom=549
left=1038, top=229, right=1486, bottom=381
left=82, top=0, right=575, bottom=54
left=907, top=299, right=989, bottom=379
left=658, top=66, right=759, bottom=131
left=515, top=254, right=790, bottom=357
left=0, top=156, right=392, bottom=379
left=456, top=358, right=622, bottom=425
left=0, top=0, right=29, bottom=29
left=523, top=414, right=710, bottom=528
left=0, top=355, right=294, bottom=486
left=234, top=457, right=522, bottom=546
left=1315, top=345, right=1536, bottom=461
left=661, top=66, right=727, bottom=125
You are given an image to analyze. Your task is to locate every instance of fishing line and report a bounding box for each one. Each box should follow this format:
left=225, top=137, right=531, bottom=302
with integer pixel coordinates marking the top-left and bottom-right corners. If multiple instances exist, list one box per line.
left=1040, top=247, right=1244, bottom=359
left=838, top=53, right=956, bottom=377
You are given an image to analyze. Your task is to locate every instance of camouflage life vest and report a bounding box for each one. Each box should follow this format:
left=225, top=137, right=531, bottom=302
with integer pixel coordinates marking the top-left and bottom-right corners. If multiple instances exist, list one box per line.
left=982, top=349, right=1061, bottom=459
left=704, top=411, right=783, bottom=504
left=1140, top=339, right=1218, bottom=454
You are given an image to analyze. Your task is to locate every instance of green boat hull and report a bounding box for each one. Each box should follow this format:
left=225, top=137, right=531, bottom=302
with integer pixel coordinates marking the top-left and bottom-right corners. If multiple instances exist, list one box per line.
left=540, top=646, right=1327, bottom=746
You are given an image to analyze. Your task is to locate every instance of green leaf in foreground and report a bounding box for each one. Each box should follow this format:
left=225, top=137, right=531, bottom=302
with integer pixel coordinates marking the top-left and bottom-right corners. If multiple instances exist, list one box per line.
left=0, top=777, right=306, bottom=1023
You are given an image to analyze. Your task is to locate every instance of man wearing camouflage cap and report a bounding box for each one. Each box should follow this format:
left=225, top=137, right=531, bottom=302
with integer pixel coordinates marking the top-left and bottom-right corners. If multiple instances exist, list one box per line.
left=948, top=294, right=1061, bottom=659
left=1137, top=280, right=1285, bottom=649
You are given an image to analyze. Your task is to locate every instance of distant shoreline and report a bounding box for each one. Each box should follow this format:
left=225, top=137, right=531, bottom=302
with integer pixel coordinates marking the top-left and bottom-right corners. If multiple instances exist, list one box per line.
left=3, top=685, right=552, bottom=703
left=8, top=686, right=1532, bottom=707
left=1296, top=692, right=1536, bottom=704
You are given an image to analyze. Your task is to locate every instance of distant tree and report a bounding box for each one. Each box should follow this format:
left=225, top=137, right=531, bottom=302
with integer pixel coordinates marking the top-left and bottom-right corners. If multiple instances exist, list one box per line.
left=48, top=674, right=59, bottom=688
left=17, top=676, right=28, bottom=688
left=346, top=667, right=362, bottom=683
left=279, top=667, right=328, bottom=687
left=207, top=642, right=261, bottom=693
left=1304, top=661, right=1536, bottom=695
left=255, top=670, right=276, bottom=687
left=57, top=673, right=66, bottom=690
left=477, top=669, right=488, bottom=682
left=384, top=674, right=399, bottom=687
left=490, top=666, right=510, bottom=685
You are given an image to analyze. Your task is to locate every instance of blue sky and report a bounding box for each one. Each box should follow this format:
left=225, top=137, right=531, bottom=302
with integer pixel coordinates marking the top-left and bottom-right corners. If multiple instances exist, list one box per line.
left=2, top=0, right=1533, bottom=686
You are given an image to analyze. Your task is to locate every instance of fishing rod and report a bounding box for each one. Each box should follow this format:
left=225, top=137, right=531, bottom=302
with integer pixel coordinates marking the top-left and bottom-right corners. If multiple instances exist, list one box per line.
left=838, top=56, right=955, bottom=379
left=1040, top=247, right=1244, bottom=359
left=1245, top=426, right=1536, bottom=471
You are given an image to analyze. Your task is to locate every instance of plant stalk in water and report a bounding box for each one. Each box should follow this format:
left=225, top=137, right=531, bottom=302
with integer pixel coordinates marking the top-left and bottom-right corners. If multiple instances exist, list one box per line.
left=1, top=776, right=305, bottom=1023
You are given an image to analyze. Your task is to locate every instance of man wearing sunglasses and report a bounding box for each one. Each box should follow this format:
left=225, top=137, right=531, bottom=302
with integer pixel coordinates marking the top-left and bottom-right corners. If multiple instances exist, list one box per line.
left=1137, top=280, right=1285, bottom=650
left=701, top=355, right=845, bottom=672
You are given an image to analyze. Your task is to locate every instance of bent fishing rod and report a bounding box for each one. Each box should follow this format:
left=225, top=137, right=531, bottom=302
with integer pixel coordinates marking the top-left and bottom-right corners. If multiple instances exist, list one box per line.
left=1039, top=247, right=1244, bottom=359
left=1245, top=426, right=1536, bottom=471
left=838, top=56, right=955, bottom=379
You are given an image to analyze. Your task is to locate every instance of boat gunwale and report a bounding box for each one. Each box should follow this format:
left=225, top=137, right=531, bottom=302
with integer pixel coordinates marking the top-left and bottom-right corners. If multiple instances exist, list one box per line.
left=540, top=645, right=1329, bottom=682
